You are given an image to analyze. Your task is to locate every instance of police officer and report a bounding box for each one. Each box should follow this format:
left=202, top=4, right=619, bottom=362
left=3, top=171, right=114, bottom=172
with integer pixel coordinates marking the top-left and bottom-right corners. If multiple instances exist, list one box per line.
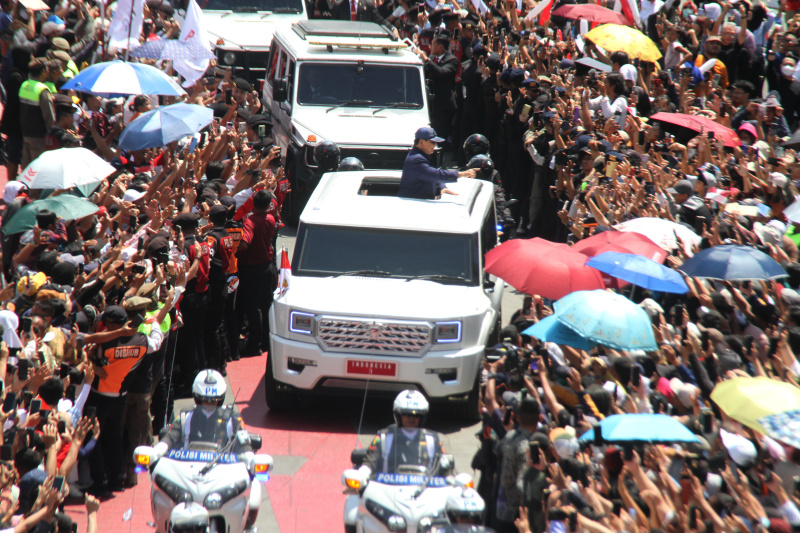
left=667, top=179, right=712, bottom=233
left=362, top=390, right=449, bottom=475
left=154, top=370, right=252, bottom=454
left=398, top=127, right=476, bottom=200
left=465, top=154, right=514, bottom=241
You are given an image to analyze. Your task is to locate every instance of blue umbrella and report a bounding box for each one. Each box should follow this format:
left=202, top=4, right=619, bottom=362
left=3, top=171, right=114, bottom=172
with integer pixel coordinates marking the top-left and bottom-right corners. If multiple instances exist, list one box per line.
left=678, top=245, right=787, bottom=281
left=758, top=409, right=800, bottom=449
left=118, top=103, right=213, bottom=151
left=554, top=290, right=657, bottom=351
left=522, top=315, right=598, bottom=351
left=578, top=414, right=701, bottom=443
left=129, top=39, right=215, bottom=62
left=586, top=251, right=689, bottom=294
left=60, top=61, right=186, bottom=97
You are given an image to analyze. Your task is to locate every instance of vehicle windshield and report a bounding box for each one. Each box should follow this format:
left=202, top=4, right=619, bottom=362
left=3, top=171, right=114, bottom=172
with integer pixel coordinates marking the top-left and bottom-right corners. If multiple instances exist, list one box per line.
left=296, top=63, right=424, bottom=108
left=294, top=225, right=479, bottom=285
left=201, top=0, right=303, bottom=12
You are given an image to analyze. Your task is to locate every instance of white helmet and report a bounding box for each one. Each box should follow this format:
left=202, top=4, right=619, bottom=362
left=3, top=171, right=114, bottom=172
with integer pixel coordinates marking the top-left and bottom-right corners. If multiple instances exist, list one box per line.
left=192, top=369, right=226, bottom=406
left=393, top=390, right=429, bottom=427
left=445, top=488, right=485, bottom=525
left=169, top=502, right=209, bottom=533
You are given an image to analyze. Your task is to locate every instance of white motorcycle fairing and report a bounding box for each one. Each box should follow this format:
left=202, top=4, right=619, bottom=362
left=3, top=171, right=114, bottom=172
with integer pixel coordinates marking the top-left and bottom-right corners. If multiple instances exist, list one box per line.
left=356, top=473, right=453, bottom=533
left=148, top=449, right=259, bottom=533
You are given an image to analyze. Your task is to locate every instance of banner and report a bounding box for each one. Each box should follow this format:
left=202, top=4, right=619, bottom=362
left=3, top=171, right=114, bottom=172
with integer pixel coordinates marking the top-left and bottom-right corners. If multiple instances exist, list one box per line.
left=107, top=0, right=144, bottom=50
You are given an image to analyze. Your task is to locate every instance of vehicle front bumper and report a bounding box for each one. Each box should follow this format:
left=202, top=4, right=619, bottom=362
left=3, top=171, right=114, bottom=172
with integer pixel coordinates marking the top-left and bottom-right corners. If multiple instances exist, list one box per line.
left=268, top=335, right=483, bottom=399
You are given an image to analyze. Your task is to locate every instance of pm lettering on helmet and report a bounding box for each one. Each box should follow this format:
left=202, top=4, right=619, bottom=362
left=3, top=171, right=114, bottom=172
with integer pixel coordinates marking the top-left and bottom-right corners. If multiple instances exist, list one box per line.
left=205, top=387, right=218, bottom=395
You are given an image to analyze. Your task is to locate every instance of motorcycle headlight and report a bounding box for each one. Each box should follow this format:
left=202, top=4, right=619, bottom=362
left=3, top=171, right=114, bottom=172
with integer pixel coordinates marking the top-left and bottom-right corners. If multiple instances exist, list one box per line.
left=203, top=480, right=248, bottom=510
left=154, top=474, right=193, bottom=503
left=365, top=499, right=407, bottom=532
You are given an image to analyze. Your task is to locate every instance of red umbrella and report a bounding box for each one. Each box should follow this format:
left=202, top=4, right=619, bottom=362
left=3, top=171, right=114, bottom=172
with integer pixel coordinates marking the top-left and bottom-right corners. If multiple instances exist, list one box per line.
left=649, top=112, right=741, bottom=148
left=551, top=4, right=632, bottom=25
left=485, top=238, right=606, bottom=299
left=571, top=231, right=668, bottom=289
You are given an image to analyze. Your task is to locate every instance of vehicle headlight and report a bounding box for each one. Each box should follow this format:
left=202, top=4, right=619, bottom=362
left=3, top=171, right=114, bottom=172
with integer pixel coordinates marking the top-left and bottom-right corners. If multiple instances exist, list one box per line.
left=222, top=51, right=237, bottom=65
left=434, top=321, right=461, bottom=343
left=204, top=480, right=247, bottom=510
left=290, top=310, right=314, bottom=335
left=154, top=474, right=193, bottom=503
left=365, top=499, right=407, bottom=532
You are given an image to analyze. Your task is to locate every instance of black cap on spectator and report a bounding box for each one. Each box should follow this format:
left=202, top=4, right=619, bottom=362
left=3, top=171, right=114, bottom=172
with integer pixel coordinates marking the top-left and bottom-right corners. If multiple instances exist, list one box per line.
left=232, top=77, right=252, bottom=92
left=246, top=113, right=272, bottom=127
left=146, top=236, right=170, bottom=257
left=210, top=102, right=229, bottom=118
left=209, top=204, right=229, bottom=223
left=102, top=306, right=128, bottom=324
left=172, top=212, right=200, bottom=229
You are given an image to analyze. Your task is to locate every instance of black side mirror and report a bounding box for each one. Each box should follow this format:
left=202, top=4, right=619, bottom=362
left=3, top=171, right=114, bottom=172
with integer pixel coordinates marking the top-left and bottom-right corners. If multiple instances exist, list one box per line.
left=249, top=433, right=263, bottom=452
left=351, top=448, right=367, bottom=467
left=273, top=77, right=289, bottom=103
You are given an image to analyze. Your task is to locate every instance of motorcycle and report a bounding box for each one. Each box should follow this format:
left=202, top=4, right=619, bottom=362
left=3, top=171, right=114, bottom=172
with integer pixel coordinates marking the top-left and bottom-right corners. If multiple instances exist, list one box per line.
left=342, top=448, right=478, bottom=533
left=134, top=427, right=273, bottom=533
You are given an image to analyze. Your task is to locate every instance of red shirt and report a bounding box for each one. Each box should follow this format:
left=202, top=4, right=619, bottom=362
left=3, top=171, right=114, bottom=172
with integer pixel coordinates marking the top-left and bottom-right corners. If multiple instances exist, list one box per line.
left=237, top=211, right=276, bottom=266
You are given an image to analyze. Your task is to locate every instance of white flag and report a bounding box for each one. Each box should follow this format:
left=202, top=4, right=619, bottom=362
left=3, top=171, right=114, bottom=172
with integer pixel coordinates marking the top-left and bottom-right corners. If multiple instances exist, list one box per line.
left=174, top=0, right=213, bottom=87
left=107, top=0, right=145, bottom=50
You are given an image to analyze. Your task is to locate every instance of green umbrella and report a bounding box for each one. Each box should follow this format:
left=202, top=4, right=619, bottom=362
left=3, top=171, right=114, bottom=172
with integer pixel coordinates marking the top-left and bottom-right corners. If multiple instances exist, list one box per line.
left=2, top=195, right=99, bottom=235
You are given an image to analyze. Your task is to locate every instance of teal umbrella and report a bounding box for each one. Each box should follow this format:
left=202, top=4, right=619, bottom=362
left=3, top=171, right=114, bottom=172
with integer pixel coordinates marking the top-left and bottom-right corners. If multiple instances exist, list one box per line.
left=2, top=195, right=99, bottom=235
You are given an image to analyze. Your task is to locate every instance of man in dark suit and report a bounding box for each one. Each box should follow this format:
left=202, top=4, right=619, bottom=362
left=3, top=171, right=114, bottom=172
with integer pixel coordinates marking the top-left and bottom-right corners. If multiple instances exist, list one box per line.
left=331, top=0, right=392, bottom=29
left=414, top=33, right=459, bottom=147
left=398, top=127, right=476, bottom=200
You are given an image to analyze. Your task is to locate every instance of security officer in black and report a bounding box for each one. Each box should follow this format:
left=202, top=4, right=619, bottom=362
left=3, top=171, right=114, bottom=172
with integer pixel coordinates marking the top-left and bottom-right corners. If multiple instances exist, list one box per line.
left=205, top=205, right=235, bottom=375
left=667, top=179, right=713, bottom=233
left=156, top=370, right=252, bottom=454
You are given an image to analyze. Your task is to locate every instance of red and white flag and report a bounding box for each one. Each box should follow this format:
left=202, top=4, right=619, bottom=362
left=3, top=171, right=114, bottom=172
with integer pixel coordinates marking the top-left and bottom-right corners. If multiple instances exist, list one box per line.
left=274, top=247, right=292, bottom=299
left=525, top=0, right=554, bottom=24
left=613, top=0, right=641, bottom=26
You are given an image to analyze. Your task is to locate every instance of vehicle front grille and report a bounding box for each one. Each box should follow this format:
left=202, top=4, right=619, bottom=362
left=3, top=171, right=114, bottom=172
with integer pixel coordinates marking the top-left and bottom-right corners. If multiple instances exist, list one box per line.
left=317, top=318, right=431, bottom=355
left=338, top=148, right=408, bottom=170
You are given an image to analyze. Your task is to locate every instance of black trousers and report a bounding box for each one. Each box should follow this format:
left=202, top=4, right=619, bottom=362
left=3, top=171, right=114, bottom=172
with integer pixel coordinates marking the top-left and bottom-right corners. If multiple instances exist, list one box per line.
left=175, top=291, right=208, bottom=388
left=205, top=278, right=227, bottom=371
left=237, top=263, right=276, bottom=353
left=87, top=391, right=126, bottom=488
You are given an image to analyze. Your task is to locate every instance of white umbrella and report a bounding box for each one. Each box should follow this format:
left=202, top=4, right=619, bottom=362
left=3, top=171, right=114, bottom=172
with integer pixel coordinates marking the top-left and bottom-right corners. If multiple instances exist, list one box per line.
left=614, top=217, right=701, bottom=255
left=18, top=148, right=116, bottom=190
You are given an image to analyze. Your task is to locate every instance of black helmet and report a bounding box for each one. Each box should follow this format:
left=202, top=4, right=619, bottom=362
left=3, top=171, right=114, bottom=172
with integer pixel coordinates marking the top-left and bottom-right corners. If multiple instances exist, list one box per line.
left=467, top=155, right=494, bottom=181
left=338, top=157, right=364, bottom=171
left=463, top=134, right=490, bottom=159
left=314, top=141, right=340, bottom=172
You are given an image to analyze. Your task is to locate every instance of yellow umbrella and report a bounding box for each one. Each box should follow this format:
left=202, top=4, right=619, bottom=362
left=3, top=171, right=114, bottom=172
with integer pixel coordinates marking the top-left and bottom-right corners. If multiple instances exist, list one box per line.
left=710, top=377, right=800, bottom=434
left=584, top=24, right=663, bottom=62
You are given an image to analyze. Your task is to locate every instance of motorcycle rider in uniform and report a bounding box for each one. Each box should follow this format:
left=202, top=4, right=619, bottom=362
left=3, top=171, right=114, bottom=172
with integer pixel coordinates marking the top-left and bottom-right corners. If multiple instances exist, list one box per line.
left=362, top=390, right=450, bottom=475
left=154, top=370, right=253, bottom=456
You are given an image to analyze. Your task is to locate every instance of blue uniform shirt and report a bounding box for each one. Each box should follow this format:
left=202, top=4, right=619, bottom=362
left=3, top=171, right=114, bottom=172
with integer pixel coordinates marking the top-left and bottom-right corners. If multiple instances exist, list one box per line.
left=397, top=146, right=459, bottom=200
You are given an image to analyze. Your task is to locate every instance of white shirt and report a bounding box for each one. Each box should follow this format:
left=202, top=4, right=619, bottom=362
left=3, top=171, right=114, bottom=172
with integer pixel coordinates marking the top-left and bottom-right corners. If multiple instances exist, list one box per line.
left=588, top=95, right=627, bottom=121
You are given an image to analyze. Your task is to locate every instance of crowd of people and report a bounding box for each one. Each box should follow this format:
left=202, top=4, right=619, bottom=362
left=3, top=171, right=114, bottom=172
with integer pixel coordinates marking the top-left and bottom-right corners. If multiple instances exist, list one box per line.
left=0, top=0, right=798, bottom=530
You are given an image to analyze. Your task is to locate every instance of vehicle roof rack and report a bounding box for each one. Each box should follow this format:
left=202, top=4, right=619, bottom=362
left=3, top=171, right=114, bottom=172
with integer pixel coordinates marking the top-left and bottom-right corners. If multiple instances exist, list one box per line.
left=293, top=20, right=398, bottom=41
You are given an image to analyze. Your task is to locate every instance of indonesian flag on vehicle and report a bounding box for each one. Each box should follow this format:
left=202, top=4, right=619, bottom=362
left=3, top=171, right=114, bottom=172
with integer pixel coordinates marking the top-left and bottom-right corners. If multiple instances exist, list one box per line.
left=525, top=0, right=554, bottom=24
left=274, top=247, right=291, bottom=299
left=613, top=0, right=641, bottom=26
